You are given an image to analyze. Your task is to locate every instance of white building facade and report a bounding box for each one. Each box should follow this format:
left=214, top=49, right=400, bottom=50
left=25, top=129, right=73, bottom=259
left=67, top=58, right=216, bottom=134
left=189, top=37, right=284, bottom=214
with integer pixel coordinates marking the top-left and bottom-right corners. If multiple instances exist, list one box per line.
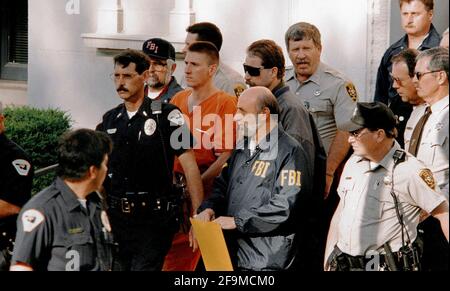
left=1, top=0, right=448, bottom=128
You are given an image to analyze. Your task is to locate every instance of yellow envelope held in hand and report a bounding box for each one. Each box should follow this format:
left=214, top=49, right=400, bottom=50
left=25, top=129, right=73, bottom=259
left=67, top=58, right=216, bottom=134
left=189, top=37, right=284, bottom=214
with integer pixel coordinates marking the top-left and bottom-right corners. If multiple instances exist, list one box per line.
left=190, top=218, right=234, bottom=271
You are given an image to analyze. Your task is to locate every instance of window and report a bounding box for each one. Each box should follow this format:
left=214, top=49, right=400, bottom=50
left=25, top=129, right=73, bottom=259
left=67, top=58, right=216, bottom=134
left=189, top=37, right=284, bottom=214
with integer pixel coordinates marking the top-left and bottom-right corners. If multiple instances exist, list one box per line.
left=1, top=0, right=28, bottom=81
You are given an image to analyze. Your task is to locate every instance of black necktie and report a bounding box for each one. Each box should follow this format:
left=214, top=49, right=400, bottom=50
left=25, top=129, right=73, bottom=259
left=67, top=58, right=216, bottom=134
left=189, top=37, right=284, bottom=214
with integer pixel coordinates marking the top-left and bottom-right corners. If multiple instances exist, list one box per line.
left=408, top=106, right=432, bottom=156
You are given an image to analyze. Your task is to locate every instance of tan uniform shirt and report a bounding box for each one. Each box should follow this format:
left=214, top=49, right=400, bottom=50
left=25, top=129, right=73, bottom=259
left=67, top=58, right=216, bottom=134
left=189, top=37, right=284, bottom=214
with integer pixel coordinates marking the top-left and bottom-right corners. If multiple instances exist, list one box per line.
left=336, top=142, right=446, bottom=256
left=285, top=62, right=358, bottom=153
left=416, top=96, right=449, bottom=198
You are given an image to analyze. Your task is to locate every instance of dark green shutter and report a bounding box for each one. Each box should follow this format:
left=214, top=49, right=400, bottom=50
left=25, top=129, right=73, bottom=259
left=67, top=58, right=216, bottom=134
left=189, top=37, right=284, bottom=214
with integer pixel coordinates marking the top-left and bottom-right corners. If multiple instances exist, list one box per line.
left=9, top=0, right=28, bottom=64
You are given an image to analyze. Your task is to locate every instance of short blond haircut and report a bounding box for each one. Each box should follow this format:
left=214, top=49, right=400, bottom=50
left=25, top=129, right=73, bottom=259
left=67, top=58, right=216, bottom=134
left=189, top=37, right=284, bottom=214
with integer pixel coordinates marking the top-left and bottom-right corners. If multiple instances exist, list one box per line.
left=399, top=0, right=434, bottom=11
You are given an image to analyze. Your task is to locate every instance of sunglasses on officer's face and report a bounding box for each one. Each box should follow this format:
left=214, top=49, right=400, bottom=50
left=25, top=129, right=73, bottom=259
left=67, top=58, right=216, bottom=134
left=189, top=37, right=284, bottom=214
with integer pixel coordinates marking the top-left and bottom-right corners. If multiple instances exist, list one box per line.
left=243, top=64, right=266, bottom=77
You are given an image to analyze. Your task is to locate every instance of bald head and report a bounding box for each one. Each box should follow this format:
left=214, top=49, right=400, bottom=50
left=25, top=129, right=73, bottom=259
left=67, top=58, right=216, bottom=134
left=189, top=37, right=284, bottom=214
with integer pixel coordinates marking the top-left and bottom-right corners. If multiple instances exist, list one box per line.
left=235, top=87, right=280, bottom=140
left=238, top=87, right=280, bottom=115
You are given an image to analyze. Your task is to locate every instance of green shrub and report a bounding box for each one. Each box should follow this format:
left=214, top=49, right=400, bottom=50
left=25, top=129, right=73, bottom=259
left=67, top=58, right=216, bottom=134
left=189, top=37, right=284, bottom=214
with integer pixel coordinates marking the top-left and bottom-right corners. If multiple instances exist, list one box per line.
left=4, top=106, right=72, bottom=194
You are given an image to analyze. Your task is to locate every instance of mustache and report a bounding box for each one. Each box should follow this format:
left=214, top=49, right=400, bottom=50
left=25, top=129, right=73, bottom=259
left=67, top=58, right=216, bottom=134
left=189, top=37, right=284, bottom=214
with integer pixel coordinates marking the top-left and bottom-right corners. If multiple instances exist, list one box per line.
left=117, top=86, right=128, bottom=92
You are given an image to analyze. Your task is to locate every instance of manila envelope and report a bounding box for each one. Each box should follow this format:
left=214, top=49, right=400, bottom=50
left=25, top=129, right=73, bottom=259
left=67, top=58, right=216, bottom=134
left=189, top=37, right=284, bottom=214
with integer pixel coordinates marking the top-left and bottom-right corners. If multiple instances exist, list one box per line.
left=190, top=218, right=234, bottom=271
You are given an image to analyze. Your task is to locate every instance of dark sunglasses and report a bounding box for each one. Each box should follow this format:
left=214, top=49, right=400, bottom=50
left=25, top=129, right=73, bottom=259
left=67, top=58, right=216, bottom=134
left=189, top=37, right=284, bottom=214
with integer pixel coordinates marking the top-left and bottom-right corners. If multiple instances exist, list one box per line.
left=243, top=64, right=265, bottom=77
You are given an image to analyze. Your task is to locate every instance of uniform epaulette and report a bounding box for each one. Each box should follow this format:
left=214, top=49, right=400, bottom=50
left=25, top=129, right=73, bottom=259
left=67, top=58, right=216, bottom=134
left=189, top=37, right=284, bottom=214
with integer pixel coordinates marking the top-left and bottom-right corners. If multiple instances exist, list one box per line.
left=102, top=103, right=124, bottom=119
left=322, top=67, right=348, bottom=82
left=26, top=183, right=60, bottom=209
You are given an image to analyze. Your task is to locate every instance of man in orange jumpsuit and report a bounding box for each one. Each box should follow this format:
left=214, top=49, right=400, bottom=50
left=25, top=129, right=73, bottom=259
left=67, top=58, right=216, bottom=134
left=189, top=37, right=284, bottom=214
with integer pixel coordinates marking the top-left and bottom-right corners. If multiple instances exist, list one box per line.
left=163, top=41, right=237, bottom=271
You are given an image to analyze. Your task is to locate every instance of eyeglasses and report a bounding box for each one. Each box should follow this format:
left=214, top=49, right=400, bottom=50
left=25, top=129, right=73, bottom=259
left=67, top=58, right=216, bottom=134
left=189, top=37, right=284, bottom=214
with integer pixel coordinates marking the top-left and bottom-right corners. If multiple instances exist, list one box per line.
left=149, top=61, right=167, bottom=72
left=349, top=128, right=370, bottom=139
left=414, top=70, right=443, bottom=80
left=110, top=72, right=139, bottom=81
left=243, top=64, right=266, bottom=77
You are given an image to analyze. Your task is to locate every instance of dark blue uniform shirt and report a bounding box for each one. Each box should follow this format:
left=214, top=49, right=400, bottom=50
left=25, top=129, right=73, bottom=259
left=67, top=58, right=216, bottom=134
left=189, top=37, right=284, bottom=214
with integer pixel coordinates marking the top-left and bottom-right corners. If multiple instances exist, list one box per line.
left=0, top=133, right=34, bottom=260
left=96, top=98, right=193, bottom=201
left=11, top=178, right=112, bottom=271
left=0, top=133, right=33, bottom=208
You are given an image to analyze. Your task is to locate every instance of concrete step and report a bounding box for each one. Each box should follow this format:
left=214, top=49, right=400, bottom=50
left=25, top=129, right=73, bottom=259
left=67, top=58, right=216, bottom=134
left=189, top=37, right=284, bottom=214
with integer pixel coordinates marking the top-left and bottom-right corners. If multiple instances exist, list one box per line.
left=0, top=80, right=28, bottom=107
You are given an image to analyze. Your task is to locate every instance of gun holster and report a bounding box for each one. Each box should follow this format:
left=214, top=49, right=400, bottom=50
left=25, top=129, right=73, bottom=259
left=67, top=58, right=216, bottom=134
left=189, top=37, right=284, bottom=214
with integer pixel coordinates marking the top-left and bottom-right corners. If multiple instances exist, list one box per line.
left=383, top=241, right=422, bottom=271
left=173, top=173, right=192, bottom=234
left=0, top=216, right=18, bottom=271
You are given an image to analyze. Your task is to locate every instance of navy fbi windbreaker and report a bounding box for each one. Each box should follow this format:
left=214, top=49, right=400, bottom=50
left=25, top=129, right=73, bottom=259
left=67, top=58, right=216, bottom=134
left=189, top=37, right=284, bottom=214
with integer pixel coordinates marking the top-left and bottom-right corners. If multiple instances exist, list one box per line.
left=199, top=126, right=313, bottom=270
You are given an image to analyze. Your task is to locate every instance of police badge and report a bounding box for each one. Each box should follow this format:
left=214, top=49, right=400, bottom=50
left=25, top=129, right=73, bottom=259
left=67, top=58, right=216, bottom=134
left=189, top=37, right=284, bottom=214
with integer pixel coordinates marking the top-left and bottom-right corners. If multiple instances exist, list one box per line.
left=144, top=119, right=157, bottom=136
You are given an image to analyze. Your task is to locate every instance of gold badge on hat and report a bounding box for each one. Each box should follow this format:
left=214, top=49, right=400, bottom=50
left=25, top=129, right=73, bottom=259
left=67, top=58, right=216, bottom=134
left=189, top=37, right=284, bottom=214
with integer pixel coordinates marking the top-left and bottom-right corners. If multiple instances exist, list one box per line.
left=419, top=168, right=436, bottom=190
left=345, top=83, right=358, bottom=102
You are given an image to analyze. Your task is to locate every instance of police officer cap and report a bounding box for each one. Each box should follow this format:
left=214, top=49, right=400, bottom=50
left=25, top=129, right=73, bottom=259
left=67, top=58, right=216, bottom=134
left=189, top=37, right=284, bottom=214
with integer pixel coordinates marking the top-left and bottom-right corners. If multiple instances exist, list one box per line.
left=142, top=38, right=176, bottom=61
left=349, top=102, right=397, bottom=132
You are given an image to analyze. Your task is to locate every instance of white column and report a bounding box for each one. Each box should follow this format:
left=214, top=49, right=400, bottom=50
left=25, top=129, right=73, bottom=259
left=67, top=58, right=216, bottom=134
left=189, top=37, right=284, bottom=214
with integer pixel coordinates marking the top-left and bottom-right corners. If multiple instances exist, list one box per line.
left=169, top=0, right=196, bottom=40
left=288, top=0, right=302, bottom=25
left=366, top=0, right=391, bottom=101
left=97, top=0, right=124, bottom=34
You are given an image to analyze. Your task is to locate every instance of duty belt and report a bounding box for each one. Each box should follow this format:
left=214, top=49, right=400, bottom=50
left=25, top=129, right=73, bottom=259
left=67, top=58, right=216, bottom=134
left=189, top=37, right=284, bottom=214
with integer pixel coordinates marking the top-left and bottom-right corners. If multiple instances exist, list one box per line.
left=107, top=194, right=176, bottom=215
left=329, top=247, right=403, bottom=271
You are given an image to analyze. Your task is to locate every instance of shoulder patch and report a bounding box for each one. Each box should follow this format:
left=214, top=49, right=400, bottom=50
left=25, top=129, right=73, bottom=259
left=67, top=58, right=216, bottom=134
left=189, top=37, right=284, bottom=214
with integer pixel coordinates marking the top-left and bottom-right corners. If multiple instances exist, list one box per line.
left=233, top=84, right=246, bottom=98
left=168, top=109, right=185, bottom=126
left=21, top=209, right=45, bottom=232
left=12, top=159, right=31, bottom=176
left=419, top=168, right=436, bottom=190
left=345, top=83, right=358, bottom=102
